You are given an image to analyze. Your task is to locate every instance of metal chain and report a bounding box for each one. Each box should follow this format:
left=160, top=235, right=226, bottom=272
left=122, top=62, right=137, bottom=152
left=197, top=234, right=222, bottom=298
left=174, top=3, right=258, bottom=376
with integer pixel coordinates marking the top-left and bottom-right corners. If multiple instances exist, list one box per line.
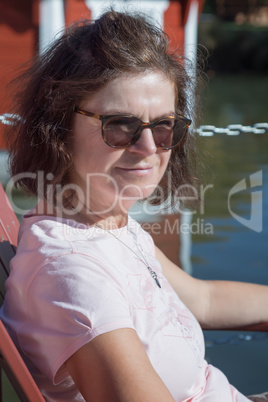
left=0, top=113, right=23, bottom=126
left=0, top=113, right=268, bottom=136
left=205, top=331, right=268, bottom=348
left=195, top=122, right=268, bottom=136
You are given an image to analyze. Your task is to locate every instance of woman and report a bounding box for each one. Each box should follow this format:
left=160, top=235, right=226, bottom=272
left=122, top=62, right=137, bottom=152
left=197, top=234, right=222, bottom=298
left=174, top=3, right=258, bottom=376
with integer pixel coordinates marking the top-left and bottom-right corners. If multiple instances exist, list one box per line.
left=1, top=10, right=268, bottom=402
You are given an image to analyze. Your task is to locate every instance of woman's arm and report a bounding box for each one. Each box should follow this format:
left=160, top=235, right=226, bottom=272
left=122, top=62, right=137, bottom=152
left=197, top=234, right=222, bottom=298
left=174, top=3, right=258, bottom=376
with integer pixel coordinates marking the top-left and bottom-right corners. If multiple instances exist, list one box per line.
left=65, top=328, right=175, bottom=402
left=156, top=246, right=268, bottom=329
left=200, top=280, right=268, bottom=329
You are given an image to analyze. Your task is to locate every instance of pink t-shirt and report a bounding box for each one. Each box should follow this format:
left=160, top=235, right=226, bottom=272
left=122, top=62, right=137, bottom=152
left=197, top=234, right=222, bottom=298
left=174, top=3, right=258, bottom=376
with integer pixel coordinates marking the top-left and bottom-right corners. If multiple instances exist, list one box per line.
left=0, top=213, right=250, bottom=401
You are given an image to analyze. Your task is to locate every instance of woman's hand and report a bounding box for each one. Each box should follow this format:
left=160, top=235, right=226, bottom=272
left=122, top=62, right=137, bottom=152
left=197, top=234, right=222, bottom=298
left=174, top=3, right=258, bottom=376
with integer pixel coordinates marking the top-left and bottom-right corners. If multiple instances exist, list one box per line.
left=65, top=328, right=175, bottom=402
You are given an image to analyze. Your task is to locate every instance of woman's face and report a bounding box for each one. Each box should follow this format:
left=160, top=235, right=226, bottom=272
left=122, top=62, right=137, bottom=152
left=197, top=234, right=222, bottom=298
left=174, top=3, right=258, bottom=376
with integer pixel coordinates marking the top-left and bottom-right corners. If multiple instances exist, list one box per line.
left=70, top=71, right=176, bottom=215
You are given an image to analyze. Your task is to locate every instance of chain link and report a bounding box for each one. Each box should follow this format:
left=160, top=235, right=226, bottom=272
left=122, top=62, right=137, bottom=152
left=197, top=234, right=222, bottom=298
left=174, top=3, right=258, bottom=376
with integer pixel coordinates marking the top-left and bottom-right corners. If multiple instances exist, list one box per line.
left=195, top=123, right=268, bottom=136
left=0, top=113, right=23, bottom=126
left=0, top=113, right=268, bottom=136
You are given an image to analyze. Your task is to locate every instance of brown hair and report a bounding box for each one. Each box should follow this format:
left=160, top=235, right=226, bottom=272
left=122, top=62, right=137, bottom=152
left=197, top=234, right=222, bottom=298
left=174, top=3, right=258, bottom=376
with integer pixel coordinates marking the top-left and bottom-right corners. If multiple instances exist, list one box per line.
left=6, top=10, right=200, bottom=206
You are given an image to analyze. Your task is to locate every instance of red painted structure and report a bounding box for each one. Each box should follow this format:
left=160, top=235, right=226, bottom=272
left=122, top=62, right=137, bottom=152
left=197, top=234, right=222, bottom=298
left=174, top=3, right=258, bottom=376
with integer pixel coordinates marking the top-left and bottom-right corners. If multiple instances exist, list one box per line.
left=0, top=0, right=204, bottom=149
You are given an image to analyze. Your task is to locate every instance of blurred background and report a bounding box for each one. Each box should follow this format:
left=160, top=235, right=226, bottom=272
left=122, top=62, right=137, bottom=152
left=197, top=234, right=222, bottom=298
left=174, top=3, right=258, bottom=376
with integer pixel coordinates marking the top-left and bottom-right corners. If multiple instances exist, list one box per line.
left=0, top=0, right=268, bottom=399
left=191, top=0, right=268, bottom=395
left=192, top=0, right=268, bottom=396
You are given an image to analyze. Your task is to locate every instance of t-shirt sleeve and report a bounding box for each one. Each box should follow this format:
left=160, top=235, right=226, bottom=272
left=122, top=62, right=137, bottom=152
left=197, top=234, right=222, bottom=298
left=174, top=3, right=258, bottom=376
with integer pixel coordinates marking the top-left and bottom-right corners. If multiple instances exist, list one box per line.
left=17, top=252, right=135, bottom=384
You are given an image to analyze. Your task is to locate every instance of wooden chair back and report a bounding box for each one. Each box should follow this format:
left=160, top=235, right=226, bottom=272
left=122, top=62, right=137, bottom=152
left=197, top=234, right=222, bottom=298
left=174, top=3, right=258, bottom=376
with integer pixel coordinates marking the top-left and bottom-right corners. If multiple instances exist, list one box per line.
left=0, top=183, right=19, bottom=304
left=0, top=183, right=44, bottom=401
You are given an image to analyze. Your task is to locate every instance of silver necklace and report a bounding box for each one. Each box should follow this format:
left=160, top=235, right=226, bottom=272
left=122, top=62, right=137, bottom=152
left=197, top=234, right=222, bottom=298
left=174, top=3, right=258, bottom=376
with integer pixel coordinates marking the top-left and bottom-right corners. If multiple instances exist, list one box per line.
left=69, top=204, right=161, bottom=288
left=94, top=222, right=161, bottom=289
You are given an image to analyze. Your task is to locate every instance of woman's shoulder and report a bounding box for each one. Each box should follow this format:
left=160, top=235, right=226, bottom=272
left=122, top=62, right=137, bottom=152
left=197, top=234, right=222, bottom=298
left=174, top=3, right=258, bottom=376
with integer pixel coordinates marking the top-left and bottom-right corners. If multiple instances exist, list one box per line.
left=14, top=212, right=156, bottom=278
left=9, top=213, right=109, bottom=296
left=19, top=213, right=76, bottom=250
left=15, top=208, right=101, bottom=268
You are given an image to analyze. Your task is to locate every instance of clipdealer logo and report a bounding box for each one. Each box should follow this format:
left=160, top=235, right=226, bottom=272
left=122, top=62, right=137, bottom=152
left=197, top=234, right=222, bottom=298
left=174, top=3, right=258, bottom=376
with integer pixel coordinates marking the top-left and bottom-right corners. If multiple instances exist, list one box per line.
left=228, top=170, right=263, bottom=233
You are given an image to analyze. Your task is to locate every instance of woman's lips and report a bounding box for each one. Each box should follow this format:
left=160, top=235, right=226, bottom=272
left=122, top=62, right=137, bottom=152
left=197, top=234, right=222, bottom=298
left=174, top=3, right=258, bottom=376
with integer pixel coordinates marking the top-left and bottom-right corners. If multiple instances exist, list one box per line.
left=116, top=166, right=154, bottom=177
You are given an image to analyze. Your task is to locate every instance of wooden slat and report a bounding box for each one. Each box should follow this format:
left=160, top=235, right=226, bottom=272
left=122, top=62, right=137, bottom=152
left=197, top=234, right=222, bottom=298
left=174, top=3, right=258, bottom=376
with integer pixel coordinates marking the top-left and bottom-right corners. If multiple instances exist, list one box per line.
left=0, top=241, right=15, bottom=306
left=0, top=320, right=45, bottom=402
left=0, top=183, right=44, bottom=400
left=0, top=259, right=7, bottom=306
left=0, top=183, right=18, bottom=309
left=0, top=241, right=16, bottom=275
left=0, top=187, right=19, bottom=246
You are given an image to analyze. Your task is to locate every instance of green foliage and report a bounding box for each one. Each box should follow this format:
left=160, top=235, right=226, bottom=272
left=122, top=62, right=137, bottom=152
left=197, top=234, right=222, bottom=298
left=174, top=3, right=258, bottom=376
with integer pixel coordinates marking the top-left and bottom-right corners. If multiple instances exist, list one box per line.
left=199, top=21, right=268, bottom=73
left=203, top=0, right=217, bottom=14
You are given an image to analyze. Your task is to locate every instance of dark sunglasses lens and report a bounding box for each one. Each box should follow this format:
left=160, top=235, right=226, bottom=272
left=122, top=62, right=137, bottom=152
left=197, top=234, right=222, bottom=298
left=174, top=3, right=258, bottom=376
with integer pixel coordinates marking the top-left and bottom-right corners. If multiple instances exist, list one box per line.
left=103, top=116, right=140, bottom=147
left=171, top=118, right=188, bottom=148
left=153, top=118, right=188, bottom=149
left=153, top=118, right=174, bottom=149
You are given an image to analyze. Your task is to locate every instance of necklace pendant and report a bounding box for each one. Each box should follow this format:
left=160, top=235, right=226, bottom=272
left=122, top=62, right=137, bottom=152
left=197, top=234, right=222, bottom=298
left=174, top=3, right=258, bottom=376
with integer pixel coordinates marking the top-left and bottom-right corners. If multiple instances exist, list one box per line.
left=148, top=266, right=161, bottom=288
left=154, top=276, right=162, bottom=288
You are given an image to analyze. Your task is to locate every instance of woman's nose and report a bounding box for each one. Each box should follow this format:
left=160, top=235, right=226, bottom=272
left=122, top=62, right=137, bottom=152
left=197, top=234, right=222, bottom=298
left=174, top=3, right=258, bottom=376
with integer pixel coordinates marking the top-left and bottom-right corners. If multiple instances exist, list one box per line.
left=128, top=128, right=157, bottom=156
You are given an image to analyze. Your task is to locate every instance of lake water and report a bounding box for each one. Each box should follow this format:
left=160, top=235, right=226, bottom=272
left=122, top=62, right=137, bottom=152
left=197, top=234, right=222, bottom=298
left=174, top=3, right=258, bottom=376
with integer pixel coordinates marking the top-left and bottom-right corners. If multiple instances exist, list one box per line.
left=1, top=73, right=268, bottom=398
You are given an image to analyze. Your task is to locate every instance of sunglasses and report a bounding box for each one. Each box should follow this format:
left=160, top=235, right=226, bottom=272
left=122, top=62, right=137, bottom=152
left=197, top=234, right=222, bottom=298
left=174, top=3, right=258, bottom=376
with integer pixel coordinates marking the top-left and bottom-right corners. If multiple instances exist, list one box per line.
left=74, top=107, right=191, bottom=150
